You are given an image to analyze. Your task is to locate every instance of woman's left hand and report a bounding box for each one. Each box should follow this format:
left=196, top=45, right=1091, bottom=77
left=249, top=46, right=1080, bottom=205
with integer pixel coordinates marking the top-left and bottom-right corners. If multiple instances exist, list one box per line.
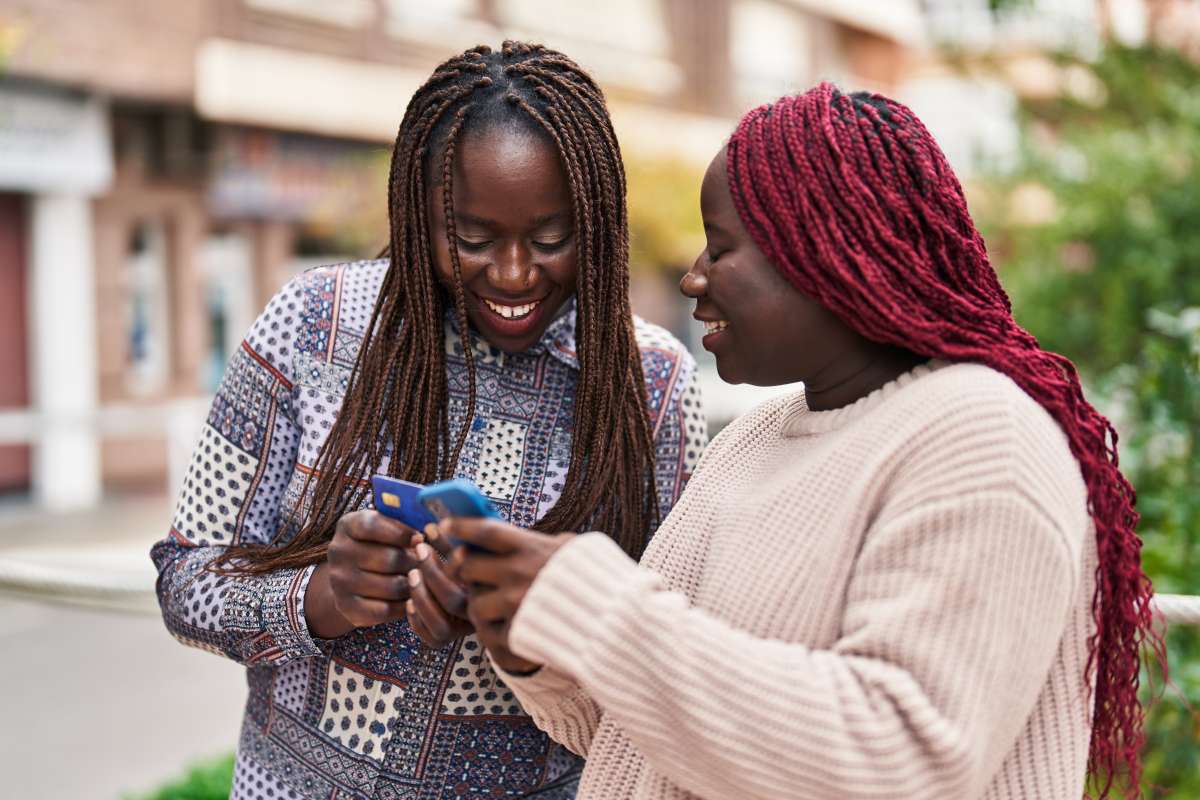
left=444, top=518, right=574, bottom=675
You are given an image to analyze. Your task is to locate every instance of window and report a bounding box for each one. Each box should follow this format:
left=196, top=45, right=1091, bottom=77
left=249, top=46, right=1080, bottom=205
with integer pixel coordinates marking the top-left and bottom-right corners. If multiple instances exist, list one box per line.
left=123, top=222, right=171, bottom=397
left=731, top=1, right=813, bottom=108
left=198, top=233, right=254, bottom=393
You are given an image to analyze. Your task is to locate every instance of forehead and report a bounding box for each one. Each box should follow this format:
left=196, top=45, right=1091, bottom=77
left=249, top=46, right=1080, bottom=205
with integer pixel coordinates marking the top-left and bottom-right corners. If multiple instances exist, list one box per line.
left=452, top=125, right=570, bottom=208
left=700, top=148, right=732, bottom=216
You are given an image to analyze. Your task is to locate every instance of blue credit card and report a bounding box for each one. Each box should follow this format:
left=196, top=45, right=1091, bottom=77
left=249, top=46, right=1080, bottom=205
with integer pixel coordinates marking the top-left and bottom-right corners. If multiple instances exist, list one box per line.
left=371, top=475, right=436, bottom=532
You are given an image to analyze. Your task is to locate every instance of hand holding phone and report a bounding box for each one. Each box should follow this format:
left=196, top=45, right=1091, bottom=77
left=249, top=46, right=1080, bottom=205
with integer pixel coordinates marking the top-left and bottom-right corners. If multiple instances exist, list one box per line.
left=417, top=479, right=500, bottom=552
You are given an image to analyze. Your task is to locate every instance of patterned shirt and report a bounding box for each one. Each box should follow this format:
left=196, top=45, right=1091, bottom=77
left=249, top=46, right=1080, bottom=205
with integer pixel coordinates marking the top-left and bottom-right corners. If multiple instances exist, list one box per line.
left=151, top=260, right=706, bottom=800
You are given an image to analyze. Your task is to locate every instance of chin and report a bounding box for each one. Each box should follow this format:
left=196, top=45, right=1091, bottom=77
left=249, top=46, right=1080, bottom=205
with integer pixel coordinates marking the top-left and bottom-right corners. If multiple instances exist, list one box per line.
left=713, top=358, right=746, bottom=386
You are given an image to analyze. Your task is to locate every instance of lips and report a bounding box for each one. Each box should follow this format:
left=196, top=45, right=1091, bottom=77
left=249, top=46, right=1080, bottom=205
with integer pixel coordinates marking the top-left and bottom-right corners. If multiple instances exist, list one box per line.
left=483, top=297, right=541, bottom=320
left=473, top=292, right=553, bottom=343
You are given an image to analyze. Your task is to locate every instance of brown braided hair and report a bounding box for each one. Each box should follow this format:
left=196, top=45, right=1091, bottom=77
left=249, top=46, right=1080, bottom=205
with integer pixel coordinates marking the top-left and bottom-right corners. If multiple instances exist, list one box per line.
left=220, top=42, right=658, bottom=573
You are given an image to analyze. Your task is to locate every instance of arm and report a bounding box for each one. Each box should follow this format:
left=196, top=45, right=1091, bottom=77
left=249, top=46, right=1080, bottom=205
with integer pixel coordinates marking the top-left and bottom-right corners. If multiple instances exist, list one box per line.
left=150, top=279, right=322, bottom=667
left=506, top=488, right=1080, bottom=800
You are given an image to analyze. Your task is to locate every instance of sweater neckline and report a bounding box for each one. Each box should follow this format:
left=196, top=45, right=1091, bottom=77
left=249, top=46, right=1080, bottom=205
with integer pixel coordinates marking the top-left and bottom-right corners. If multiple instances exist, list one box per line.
left=780, top=359, right=949, bottom=437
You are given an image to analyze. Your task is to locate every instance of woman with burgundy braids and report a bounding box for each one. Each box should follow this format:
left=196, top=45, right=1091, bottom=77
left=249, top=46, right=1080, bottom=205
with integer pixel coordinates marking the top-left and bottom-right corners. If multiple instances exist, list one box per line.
left=433, top=84, right=1161, bottom=799
left=151, top=42, right=704, bottom=799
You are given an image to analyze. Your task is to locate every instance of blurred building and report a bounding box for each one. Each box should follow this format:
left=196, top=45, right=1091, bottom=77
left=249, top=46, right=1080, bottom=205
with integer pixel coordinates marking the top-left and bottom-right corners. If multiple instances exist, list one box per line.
left=0, top=0, right=923, bottom=510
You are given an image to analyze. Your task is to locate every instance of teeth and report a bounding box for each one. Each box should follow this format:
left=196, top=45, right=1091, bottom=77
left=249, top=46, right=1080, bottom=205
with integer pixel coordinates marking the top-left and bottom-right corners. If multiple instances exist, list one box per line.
left=484, top=298, right=540, bottom=319
left=704, top=320, right=729, bottom=335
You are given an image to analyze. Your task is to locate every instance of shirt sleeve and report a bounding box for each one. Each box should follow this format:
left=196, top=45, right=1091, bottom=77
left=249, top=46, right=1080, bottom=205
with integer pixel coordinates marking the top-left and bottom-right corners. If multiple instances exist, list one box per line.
left=505, top=475, right=1083, bottom=799
left=150, top=276, right=325, bottom=667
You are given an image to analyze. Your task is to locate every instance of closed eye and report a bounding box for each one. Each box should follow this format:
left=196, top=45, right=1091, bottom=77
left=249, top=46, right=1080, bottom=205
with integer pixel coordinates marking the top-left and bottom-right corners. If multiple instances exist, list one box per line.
left=455, top=236, right=492, bottom=252
left=532, top=232, right=573, bottom=253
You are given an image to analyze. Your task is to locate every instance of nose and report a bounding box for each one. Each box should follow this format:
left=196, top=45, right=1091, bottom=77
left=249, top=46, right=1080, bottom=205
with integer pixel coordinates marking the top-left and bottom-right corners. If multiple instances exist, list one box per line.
left=487, top=241, right=538, bottom=294
left=679, top=252, right=709, bottom=299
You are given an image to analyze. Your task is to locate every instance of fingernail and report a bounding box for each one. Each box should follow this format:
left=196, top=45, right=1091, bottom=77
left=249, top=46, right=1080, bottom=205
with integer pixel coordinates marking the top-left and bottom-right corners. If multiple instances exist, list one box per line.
left=415, top=542, right=431, bottom=560
left=424, top=523, right=439, bottom=539
left=406, top=599, right=415, bottom=615
left=408, top=570, right=420, bottom=588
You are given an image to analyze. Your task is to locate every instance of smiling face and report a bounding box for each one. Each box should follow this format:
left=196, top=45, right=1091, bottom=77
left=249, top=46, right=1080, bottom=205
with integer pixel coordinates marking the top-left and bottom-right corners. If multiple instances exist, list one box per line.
left=681, top=148, right=866, bottom=387
left=427, top=123, right=578, bottom=354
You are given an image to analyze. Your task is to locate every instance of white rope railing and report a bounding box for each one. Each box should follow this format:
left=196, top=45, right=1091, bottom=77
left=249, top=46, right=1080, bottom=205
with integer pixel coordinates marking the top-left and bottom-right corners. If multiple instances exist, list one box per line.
left=0, top=554, right=1198, bottom=625
left=1151, top=594, right=1200, bottom=627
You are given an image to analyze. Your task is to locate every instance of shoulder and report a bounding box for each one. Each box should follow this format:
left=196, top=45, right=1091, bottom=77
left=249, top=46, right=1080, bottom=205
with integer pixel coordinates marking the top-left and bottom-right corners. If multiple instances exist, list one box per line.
left=892, top=362, right=1074, bottom=458
left=632, top=316, right=696, bottom=380
left=631, top=316, right=698, bottom=419
left=884, top=361, right=1089, bottom=539
left=242, top=259, right=388, bottom=381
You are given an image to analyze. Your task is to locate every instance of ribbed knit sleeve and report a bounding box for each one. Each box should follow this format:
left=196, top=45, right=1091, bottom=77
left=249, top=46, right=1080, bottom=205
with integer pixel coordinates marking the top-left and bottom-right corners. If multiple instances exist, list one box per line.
left=506, top=394, right=1086, bottom=799
left=492, top=662, right=603, bottom=757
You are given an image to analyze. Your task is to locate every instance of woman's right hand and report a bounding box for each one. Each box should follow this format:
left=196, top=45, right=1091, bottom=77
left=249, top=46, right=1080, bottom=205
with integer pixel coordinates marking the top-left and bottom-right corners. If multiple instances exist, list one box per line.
left=304, top=510, right=425, bottom=639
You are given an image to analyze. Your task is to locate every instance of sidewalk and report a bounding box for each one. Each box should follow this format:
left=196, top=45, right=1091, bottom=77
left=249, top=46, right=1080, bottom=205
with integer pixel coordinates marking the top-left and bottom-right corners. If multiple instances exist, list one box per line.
left=0, top=495, right=248, bottom=799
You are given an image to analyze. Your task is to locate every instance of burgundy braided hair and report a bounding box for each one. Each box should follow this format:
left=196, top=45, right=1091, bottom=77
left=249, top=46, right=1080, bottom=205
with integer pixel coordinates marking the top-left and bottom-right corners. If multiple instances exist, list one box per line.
left=726, top=83, right=1161, bottom=797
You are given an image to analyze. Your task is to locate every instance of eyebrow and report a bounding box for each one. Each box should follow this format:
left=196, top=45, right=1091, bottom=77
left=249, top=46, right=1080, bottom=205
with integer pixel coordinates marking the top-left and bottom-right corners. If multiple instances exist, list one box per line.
left=703, top=221, right=730, bottom=236
left=456, top=211, right=568, bottom=228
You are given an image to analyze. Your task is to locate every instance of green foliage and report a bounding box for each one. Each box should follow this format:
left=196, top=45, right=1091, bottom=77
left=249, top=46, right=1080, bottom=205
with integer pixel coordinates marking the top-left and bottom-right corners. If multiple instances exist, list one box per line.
left=979, top=44, right=1200, bottom=797
left=126, top=754, right=234, bottom=800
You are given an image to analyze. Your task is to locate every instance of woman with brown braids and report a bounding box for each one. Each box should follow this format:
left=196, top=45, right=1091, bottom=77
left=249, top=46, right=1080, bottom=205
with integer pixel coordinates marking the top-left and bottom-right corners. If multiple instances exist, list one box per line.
left=432, top=84, right=1162, bottom=799
left=150, top=42, right=704, bottom=799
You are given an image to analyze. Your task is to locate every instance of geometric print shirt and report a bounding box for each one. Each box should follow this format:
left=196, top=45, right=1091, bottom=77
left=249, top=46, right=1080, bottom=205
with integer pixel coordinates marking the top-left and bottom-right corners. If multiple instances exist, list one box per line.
left=150, top=259, right=706, bottom=800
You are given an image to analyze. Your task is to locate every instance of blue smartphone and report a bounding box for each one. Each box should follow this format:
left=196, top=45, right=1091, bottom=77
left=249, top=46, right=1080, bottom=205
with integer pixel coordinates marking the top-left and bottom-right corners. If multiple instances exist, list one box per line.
left=417, top=479, right=500, bottom=551
left=370, top=475, right=436, bottom=532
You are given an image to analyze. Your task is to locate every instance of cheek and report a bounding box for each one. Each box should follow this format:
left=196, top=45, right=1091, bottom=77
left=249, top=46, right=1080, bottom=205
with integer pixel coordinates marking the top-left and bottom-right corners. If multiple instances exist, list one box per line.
left=545, top=250, right=579, bottom=289
left=430, top=236, right=488, bottom=288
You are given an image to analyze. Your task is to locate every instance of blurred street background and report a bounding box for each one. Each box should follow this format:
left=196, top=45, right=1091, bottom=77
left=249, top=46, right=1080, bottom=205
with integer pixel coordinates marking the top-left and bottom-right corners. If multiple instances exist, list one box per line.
left=0, top=0, right=1197, bottom=797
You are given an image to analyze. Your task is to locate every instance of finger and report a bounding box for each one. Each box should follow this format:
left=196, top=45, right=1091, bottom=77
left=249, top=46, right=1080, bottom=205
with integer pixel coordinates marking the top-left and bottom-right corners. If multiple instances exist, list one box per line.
left=406, top=598, right=440, bottom=648
left=340, top=595, right=408, bottom=628
left=351, top=541, right=419, bottom=575
left=407, top=569, right=456, bottom=644
left=336, top=569, right=410, bottom=602
left=457, top=552, right=517, bottom=587
left=469, top=610, right=505, bottom=652
left=423, top=523, right=455, bottom=559
left=415, top=544, right=468, bottom=618
left=344, top=511, right=421, bottom=548
left=466, top=587, right=514, bottom=625
left=437, top=517, right=526, bottom=554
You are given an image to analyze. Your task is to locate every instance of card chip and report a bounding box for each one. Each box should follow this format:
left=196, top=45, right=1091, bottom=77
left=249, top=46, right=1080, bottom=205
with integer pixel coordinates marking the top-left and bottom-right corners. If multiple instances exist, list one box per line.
left=380, top=492, right=401, bottom=508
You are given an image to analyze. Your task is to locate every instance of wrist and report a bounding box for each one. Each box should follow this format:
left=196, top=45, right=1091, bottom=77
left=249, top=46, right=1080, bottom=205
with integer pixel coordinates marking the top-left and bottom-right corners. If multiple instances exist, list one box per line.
left=304, top=562, right=354, bottom=639
left=494, top=650, right=542, bottom=676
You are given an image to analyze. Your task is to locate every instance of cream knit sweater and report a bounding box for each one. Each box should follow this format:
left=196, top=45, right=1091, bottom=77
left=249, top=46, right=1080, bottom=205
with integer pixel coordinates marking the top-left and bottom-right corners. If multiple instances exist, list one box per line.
left=498, top=361, right=1098, bottom=799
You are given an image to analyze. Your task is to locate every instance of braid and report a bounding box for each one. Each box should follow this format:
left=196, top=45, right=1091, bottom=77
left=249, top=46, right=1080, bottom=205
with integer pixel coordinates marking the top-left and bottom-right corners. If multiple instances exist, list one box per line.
left=217, top=40, right=658, bottom=574
left=439, top=104, right=479, bottom=469
left=726, top=83, right=1162, bottom=798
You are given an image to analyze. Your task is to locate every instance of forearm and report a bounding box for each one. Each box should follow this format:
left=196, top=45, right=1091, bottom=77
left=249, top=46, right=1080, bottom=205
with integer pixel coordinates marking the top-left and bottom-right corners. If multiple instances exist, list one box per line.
left=152, top=538, right=325, bottom=666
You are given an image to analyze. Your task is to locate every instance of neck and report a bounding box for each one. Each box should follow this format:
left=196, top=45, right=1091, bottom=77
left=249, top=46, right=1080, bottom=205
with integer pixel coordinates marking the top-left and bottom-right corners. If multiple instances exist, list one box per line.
left=804, top=347, right=928, bottom=412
